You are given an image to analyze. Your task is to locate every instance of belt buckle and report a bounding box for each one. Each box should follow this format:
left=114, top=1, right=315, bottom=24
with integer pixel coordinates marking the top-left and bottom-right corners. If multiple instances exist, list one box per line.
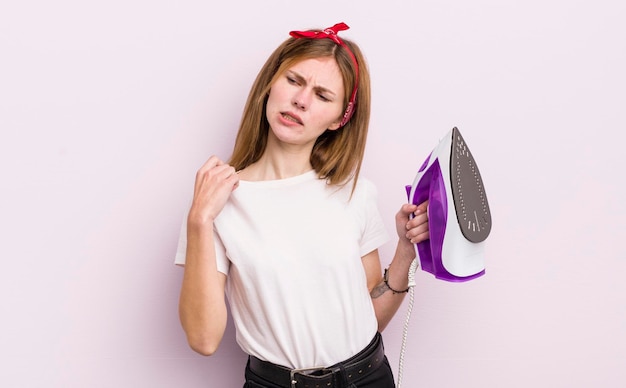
left=289, top=366, right=327, bottom=388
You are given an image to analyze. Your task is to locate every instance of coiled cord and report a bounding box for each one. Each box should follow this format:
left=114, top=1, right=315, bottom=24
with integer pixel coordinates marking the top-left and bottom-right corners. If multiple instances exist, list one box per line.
left=396, top=258, right=418, bottom=388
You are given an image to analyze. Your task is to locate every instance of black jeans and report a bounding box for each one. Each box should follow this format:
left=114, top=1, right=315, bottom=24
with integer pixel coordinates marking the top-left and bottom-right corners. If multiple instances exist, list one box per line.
left=243, top=334, right=396, bottom=388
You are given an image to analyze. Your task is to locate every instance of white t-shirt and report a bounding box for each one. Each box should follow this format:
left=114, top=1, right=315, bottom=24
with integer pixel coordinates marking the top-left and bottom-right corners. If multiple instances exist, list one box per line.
left=175, top=170, right=389, bottom=369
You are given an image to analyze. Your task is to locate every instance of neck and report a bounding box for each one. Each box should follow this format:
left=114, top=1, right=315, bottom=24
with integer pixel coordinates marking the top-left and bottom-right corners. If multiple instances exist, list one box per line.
left=240, top=140, right=315, bottom=181
left=252, top=154, right=313, bottom=180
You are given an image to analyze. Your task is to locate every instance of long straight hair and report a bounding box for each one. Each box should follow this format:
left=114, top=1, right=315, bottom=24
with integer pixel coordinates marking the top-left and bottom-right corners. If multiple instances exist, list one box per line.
left=229, top=31, right=371, bottom=191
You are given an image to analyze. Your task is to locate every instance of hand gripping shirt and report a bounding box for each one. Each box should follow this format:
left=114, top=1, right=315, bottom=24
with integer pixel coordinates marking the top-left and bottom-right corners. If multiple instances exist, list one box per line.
left=175, top=170, right=389, bottom=369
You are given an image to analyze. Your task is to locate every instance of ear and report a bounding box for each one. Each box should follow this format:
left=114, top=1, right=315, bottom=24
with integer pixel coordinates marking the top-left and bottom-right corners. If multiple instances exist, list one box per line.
left=327, top=118, right=342, bottom=131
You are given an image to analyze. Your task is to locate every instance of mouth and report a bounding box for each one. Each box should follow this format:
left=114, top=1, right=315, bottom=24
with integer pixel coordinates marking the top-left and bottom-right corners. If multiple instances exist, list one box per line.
left=281, top=112, right=303, bottom=125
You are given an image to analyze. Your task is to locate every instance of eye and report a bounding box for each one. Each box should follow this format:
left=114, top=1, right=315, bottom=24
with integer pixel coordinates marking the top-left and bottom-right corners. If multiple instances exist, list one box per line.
left=317, top=93, right=330, bottom=102
left=286, top=75, right=299, bottom=85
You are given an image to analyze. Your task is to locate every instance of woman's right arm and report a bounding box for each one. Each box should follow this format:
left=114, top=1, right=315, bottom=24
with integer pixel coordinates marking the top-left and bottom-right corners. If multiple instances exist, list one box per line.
left=178, top=156, right=239, bottom=356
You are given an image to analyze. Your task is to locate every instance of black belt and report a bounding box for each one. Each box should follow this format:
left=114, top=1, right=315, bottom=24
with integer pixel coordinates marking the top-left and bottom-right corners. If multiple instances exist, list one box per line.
left=248, top=333, right=385, bottom=388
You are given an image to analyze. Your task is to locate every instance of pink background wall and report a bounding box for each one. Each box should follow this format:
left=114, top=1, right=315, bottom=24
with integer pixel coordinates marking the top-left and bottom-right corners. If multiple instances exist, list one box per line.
left=1, top=0, right=624, bottom=387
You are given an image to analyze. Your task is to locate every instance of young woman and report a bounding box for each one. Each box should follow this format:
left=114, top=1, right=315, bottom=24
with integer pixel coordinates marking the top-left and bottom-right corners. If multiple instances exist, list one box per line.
left=175, top=22, right=429, bottom=388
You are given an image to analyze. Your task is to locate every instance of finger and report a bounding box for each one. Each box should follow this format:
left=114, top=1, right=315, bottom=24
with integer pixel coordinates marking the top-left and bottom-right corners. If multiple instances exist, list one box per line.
left=399, top=203, right=418, bottom=217
left=224, top=167, right=240, bottom=190
left=407, top=221, right=429, bottom=240
left=414, top=200, right=428, bottom=214
left=406, top=212, right=428, bottom=229
left=409, top=230, right=430, bottom=244
left=217, top=164, right=238, bottom=182
left=200, top=155, right=223, bottom=171
left=194, top=165, right=236, bottom=199
left=200, top=163, right=235, bottom=183
left=195, top=156, right=221, bottom=187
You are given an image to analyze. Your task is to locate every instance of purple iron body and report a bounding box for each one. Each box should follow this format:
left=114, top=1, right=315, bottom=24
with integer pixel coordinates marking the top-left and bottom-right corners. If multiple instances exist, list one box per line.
left=406, top=127, right=491, bottom=282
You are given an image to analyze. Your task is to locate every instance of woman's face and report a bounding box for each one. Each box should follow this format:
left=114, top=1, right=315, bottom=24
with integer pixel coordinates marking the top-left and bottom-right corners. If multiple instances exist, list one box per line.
left=265, top=57, right=345, bottom=149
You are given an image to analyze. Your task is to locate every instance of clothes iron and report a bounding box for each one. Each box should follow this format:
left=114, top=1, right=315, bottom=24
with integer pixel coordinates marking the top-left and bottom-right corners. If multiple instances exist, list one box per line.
left=397, top=128, right=492, bottom=387
left=406, top=127, right=491, bottom=282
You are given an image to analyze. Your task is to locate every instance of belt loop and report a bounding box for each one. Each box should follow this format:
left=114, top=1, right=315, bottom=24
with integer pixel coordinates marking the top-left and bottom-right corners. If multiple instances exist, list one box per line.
left=337, top=365, right=349, bottom=387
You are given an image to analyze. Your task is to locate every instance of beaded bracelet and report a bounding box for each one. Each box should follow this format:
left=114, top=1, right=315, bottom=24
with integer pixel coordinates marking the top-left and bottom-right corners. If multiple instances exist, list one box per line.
left=383, top=267, right=410, bottom=294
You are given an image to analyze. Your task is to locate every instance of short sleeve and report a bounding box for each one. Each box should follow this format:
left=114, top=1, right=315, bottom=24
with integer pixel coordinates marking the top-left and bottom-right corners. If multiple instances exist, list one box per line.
left=173, top=217, right=230, bottom=275
left=357, top=179, right=390, bottom=256
left=174, top=217, right=188, bottom=266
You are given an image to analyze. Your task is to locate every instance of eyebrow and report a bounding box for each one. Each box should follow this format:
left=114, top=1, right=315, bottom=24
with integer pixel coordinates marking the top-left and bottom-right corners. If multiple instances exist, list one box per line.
left=286, top=70, right=338, bottom=98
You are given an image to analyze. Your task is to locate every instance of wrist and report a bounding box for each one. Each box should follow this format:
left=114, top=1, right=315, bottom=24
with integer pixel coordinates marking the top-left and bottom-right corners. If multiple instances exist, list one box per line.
left=187, top=207, right=217, bottom=228
left=383, top=267, right=410, bottom=294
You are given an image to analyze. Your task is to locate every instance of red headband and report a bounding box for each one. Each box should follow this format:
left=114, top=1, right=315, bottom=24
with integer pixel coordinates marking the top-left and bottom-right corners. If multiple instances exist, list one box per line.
left=289, top=22, right=359, bottom=127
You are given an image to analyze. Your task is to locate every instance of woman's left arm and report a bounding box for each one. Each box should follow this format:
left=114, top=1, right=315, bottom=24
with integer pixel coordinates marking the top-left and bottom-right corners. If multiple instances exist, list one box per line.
left=363, top=201, right=429, bottom=332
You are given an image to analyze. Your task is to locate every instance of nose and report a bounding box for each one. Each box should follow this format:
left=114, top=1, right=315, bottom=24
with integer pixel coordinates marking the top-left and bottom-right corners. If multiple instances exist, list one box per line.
left=292, top=89, right=310, bottom=111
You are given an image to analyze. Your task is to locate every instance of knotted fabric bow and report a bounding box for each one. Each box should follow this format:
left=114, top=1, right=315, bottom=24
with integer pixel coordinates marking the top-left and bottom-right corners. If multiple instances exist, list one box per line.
left=289, top=22, right=358, bottom=127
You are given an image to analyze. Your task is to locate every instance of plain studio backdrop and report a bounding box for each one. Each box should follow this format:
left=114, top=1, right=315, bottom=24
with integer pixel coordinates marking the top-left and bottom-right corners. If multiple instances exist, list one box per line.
left=1, top=0, right=624, bottom=387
